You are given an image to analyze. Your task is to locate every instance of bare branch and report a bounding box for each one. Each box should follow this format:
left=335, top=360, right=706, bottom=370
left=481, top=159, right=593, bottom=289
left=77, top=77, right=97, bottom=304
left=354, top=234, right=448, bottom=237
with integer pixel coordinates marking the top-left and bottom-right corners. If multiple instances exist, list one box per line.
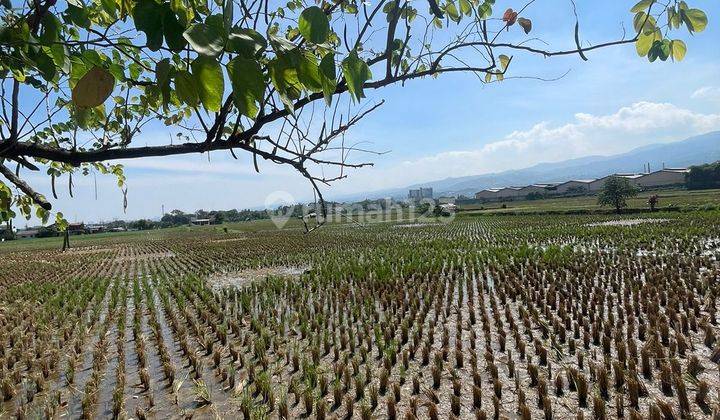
left=0, top=164, right=51, bottom=210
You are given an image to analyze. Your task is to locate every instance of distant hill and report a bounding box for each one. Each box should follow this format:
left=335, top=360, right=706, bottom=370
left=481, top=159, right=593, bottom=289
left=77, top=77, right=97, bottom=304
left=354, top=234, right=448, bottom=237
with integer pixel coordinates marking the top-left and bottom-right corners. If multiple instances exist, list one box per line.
left=341, top=131, right=720, bottom=200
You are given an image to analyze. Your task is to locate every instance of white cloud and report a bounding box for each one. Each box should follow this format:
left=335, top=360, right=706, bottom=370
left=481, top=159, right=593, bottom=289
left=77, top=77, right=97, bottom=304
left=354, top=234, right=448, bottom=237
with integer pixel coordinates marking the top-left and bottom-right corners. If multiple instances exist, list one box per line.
left=338, top=101, right=720, bottom=189
left=691, top=86, right=720, bottom=101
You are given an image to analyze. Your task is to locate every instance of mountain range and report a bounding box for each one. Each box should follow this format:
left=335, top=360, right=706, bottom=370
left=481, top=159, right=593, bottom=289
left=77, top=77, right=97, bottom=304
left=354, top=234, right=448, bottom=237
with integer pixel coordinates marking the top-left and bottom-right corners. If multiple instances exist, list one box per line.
left=338, top=131, right=720, bottom=200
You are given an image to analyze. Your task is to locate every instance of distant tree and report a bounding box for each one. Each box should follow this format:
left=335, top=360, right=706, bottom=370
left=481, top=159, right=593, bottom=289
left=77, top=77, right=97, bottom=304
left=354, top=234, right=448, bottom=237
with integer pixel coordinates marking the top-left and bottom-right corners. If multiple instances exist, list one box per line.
left=598, top=177, right=638, bottom=213
left=686, top=162, right=720, bottom=190
left=36, top=224, right=59, bottom=238
left=647, top=194, right=659, bottom=212
left=416, top=202, right=431, bottom=216
left=129, top=219, right=157, bottom=230
left=162, top=209, right=191, bottom=226
left=211, top=211, right=225, bottom=224
left=0, top=0, right=709, bottom=236
left=526, top=192, right=544, bottom=201
left=1, top=221, right=14, bottom=240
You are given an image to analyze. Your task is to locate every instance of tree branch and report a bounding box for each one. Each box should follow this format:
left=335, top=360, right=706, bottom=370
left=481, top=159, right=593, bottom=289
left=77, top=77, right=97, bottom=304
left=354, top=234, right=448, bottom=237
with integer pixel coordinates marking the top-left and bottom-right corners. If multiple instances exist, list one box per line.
left=0, top=164, right=52, bottom=210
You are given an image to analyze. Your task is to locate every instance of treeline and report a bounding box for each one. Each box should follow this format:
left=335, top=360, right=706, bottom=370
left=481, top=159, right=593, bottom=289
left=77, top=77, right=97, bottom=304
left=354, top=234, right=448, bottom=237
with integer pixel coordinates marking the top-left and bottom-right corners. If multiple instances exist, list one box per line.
left=687, top=161, right=720, bottom=190
left=160, top=208, right=271, bottom=226
left=92, top=208, right=274, bottom=232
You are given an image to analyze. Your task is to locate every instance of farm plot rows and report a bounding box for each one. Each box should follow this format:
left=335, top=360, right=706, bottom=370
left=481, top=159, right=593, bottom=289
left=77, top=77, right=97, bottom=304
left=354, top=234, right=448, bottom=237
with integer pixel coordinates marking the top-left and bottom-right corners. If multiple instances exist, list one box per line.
left=0, top=212, right=719, bottom=419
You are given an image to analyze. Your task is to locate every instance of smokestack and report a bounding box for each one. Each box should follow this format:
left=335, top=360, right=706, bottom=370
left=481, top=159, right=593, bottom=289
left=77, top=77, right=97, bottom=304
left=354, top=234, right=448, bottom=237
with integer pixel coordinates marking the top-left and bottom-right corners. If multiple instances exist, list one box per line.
left=662, top=162, right=665, bottom=169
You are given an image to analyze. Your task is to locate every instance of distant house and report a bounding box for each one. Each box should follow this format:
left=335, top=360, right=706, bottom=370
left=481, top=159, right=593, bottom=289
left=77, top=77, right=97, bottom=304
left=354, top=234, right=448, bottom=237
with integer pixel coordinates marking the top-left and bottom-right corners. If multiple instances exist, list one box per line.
left=190, top=217, right=215, bottom=226
left=16, top=228, right=40, bottom=239
left=439, top=203, right=457, bottom=214
left=86, top=224, right=107, bottom=234
left=437, top=196, right=456, bottom=204
left=636, top=169, right=689, bottom=189
left=68, top=222, right=85, bottom=235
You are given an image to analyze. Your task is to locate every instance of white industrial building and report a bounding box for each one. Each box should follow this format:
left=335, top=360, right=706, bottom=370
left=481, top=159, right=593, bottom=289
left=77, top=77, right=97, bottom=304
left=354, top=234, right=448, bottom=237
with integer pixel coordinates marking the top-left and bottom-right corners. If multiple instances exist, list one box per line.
left=554, top=180, right=593, bottom=195
left=495, top=187, right=524, bottom=200
left=474, top=168, right=690, bottom=202
left=518, top=184, right=555, bottom=196
left=635, top=168, right=689, bottom=188
left=474, top=188, right=502, bottom=200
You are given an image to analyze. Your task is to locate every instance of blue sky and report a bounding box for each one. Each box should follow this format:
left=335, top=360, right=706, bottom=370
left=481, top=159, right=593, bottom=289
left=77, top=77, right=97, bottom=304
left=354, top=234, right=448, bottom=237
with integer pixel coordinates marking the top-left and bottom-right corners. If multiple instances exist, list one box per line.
left=14, top=0, right=720, bottom=225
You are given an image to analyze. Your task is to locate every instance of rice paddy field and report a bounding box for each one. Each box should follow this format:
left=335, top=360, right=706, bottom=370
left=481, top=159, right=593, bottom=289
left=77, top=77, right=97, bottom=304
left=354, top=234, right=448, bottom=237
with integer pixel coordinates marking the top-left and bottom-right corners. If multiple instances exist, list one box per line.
left=1, top=211, right=719, bottom=419
left=458, top=188, right=720, bottom=215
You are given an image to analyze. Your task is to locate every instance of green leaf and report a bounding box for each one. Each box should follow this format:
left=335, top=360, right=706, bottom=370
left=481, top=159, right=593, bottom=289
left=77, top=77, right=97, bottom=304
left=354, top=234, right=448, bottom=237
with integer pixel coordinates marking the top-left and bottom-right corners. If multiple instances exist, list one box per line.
left=635, top=30, right=659, bottom=56
left=132, top=0, right=164, bottom=51
left=269, top=53, right=302, bottom=111
left=39, top=13, right=61, bottom=44
left=33, top=49, right=56, bottom=81
left=223, top=0, right=234, bottom=30
left=633, top=12, right=656, bottom=34
left=660, top=39, right=671, bottom=61
left=227, top=57, right=264, bottom=118
left=341, top=50, right=372, bottom=103
left=191, top=56, right=224, bottom=112
left=163, top=6, right=187, bottom=52
left=445, top=1, right=461, bottom=23
left=49, top=44, right=67, bottom=72
left=681, top=8, right=707, bottom=33
left=459, top=0, right=472, bottom=16
left=670, top=39, right=686, bottom=61
left=647, top=40, right=663, bottom=62
left=108, top=62, right=125, bottom=81
left=65, top=4, right=91, bottom=28
left=171, top=0, right=193, bottom=24
left=226, top=28, right=267, bottom=58
left=319, top=53, right=336, bottom=106
left=156, top=58, right=172, bottom=107
left=101, top=0, right=117, bottom=17
left=174, top=70, right=199, bottom=107
left=184, top=15, right=226, bottom=57
left=630, top=0, right=653, bottom=13
left=299, top=6, right=330, bottom=44
left=297, top=53, right=322, bottom=92
left=478, top=3, right=492, bottom=19
left=55, top=212, right=68, bottom=232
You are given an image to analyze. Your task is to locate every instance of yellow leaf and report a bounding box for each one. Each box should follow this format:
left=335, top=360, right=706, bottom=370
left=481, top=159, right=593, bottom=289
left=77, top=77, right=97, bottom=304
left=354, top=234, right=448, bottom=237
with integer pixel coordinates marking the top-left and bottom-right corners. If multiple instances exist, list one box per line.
left=670, top=39, right=686, bottom=61
left=499, top=54, right=510, bottom=71
left=72, top=66, right=115, bottom=109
